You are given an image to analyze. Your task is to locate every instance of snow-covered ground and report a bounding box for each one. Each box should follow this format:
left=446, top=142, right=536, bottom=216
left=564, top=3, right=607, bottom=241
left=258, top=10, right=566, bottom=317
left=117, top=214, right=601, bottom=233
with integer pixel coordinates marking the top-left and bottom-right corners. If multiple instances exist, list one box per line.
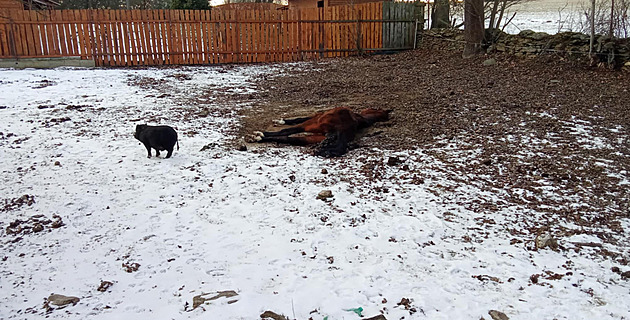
left=448, top=0, right=591, bottom=35
left=1, top=65, right=629, bottom=320
left=505, top=0, right=590, bottom=34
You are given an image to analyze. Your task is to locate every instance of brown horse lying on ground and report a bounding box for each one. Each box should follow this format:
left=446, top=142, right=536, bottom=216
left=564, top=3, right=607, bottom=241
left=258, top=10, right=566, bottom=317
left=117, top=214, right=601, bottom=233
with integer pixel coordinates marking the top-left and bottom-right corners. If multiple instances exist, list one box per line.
left=250, top=107, right=391, bottom=157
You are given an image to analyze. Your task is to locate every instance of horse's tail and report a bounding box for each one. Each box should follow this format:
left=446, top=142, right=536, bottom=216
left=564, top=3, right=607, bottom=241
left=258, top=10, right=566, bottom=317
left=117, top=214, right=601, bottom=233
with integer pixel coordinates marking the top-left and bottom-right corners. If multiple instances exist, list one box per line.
left=177, top=140, right=180, bottom=150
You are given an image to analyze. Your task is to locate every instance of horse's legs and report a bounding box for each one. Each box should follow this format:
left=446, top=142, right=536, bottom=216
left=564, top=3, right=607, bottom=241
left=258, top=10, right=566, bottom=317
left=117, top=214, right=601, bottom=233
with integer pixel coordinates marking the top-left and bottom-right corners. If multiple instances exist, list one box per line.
left=260, top=134, right=326, bottom=146
left=314, top=130, right=356, bottom=158
left=280, top=116, right=313, bottom=125
left=260, top=126, right=305, bottom=137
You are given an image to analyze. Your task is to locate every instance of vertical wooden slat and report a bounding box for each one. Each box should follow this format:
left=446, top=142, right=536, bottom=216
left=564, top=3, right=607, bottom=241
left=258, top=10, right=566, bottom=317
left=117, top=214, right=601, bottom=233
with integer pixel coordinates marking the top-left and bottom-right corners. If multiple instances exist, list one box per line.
left=27, top=11, right=42, bottom=56
left=212, top=9, right=220, bottom=64
left=52, top=11, right=66, bottom=56
left=194, top=10, right=201, bottom=64
left=107, top=10, right=117, bottom=66
left=194, top=10, right=202, bottom=64
left=184, top=10, right=192, bottom=65
left=134, top=9, right=145, bottom=65
left=136, top=9, right=148, bottom=65
left=262, top=8, right=269, bottom=62
left=94, top=10, right=104, bottom=66
left=15, top=10, right=29, bottom=57
left=63, top=10, right=74, bottom=56
left=146, top=10, right=156, bottom=65
left=71, top=10, right=84, bottom=58
left=108, top=10, right=118, bottom=65
left=81, top=9, right=92, bottom=61
left=170, top=10, right=179, bottom=65
left=187, top=10, right=194, bottom=65
left=0, top=10, right=9, bottom=57
left=246, top=10, right=253, bottom=63
left=200, top=10, right=208, bottom=64
left=67, top=10, right=79, bottom=56
left=182, top=10, right=189, bottom=64
left=37, top=11, right=49, bottom=56
left=249, top=9, right=256, bottom=63
left=103, top=9, right=111, bottom=66
left=224, top=9, right=232, bottom=63
left=131, top=10, right=141, bottom=66
left=23, top=10, right=36, bottom=57
left=158, top=10, right=168, bottom=65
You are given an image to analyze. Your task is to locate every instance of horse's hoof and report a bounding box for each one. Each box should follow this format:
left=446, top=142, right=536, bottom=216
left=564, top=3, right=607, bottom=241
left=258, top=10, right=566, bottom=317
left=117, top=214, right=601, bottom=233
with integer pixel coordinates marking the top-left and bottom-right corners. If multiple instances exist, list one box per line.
left=254, top=131, right=265, bottom=137
left=245, top=133, right=263, bottom=143
left=272, top=119, right=285, bottom=126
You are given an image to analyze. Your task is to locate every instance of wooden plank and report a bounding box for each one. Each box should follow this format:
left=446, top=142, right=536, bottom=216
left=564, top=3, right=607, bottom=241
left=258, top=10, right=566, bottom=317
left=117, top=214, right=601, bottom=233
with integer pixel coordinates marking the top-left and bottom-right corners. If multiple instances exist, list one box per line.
left=250, top=9, right=257, bottom=63
left=184, top=10, right=192, bottom=65
left=133, top=9, right=144, bottom=65
left=262, top=8, right=269, bottom=62
left=29, top=11, right=43, bottom=56
left=170, top=10, right=180, bottom=65
left=289, top=9, right=295, bottom=61
left=191, top=9, right=198, bottom=65
left=71, top=10, right=85, bottom=58
left=0, top=11, right=10, bottom=57
left=157, top=10, right=167, bottom=64
left=279, top=9, right=285, bottom=61
left=200, top=10, right=208, bottom=64
left=22, top=10, right=36, bottom=57
left=131, top=10, right=141, bottom=65
left=194, top=10, right=202, bottom=64
left=146, top=10, right=157, bottom=65
left=14, top=10, right=27, bottom=57
left=112, top=10, right=124, bottom=66
left=107, top=10, right=118, bottom=65
left=91, top=10, right=102, bottom=66
left=182, top=10, right=190, bottom=64
left=137, top=9, right=149, bottom=65
left=51, top=11, right=66, bottom=56
left=224, top=9, right=233, bottom=63
left=80, top=9, right=91, bottom=60
left=211, top=9, right=219, bottom=64
left=233, top=9, right=241, bottom=63
left=247, top=9, right=254, bottom=63
left=99, top=10, right=109, bottom=66
left=27, top=11, right=41, bottom=56
left=93, top=10, right=103, bottom=66
left=189, top=10, right=196, bottom=64
left=62, top=10, right=75, bottom=56
left=106, top=10, right=116, bottom=66
left=38, top=11, right=50, bottom=57
left=68, top=10, right=80, bottom=56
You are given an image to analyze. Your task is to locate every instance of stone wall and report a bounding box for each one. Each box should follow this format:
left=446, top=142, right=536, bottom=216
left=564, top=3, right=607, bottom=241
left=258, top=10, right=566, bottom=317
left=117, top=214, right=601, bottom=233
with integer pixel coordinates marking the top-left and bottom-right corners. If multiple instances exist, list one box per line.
left=421, top=29, right=630, bottom=70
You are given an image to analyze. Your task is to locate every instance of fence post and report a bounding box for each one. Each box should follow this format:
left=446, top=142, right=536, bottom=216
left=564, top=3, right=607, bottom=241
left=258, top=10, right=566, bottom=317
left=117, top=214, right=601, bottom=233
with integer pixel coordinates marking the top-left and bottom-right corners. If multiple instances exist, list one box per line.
left=413, top=1, right=424, bottom=49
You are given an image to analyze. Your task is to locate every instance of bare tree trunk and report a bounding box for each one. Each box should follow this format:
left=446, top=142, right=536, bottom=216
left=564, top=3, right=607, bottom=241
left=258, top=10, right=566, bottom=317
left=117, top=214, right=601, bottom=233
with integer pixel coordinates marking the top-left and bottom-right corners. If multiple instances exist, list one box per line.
left=463, top=0, right=484, bottom=57
left=495, top=0, right=508, bottom=29
left=489, top=0, right=500, bottom=31
left=590, top=0, right=595, bottom=54
left=610, top=0, right=615, bottom=36
left=431, top=0, right=451, bottom=29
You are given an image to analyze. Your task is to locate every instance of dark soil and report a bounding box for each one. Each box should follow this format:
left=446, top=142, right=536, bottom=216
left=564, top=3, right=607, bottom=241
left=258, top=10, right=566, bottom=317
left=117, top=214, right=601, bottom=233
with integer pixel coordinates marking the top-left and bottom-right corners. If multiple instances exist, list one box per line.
left=228, top=39, right=630, bottom=248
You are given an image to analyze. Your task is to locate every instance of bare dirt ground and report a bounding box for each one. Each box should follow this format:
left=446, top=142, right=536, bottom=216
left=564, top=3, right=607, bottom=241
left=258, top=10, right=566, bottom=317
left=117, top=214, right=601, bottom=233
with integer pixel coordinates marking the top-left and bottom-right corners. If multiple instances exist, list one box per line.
left=224, top=40, right=630, bottom=257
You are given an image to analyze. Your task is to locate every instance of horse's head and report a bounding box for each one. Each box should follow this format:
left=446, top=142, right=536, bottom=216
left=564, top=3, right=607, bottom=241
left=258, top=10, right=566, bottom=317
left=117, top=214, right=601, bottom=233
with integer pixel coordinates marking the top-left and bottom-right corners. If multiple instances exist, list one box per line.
left=359, top=108, right=391, bottom=122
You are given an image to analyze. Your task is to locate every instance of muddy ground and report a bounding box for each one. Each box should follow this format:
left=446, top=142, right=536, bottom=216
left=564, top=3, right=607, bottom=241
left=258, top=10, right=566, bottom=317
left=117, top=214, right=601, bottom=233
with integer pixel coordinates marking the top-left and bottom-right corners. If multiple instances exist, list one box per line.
left=219, top=39, right=630, bottom=253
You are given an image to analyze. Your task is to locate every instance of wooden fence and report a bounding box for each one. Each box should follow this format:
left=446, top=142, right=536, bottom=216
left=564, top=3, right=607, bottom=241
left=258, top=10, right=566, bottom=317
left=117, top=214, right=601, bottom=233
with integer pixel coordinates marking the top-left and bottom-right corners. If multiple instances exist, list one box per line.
left=0, top=2, right=422, bottom=66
